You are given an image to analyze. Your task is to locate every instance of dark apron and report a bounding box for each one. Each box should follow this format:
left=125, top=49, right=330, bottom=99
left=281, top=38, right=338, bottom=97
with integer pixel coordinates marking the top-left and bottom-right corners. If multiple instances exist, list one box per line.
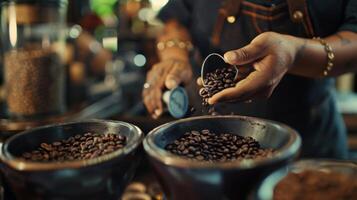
left=189, top=0, right=348, bottom=159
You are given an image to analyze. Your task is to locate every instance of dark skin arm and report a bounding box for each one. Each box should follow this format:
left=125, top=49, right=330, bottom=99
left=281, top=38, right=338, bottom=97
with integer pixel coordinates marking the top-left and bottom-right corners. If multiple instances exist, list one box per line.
left=145, top=20, right=357, bottom=114
left=203, top=31, right=357, bottom=104
left=291, top=31, right=357, bottom=77
left=142, top=20, right=192, bottom=118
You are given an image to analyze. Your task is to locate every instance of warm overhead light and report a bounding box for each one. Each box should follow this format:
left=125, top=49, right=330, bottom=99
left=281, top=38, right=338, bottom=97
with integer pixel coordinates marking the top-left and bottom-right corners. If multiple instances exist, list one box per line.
left=226, top=16, right=236, bottom=24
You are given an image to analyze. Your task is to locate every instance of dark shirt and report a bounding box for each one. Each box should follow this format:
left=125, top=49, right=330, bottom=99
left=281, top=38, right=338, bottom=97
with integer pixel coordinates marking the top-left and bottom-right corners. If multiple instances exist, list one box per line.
left=158, top=0, right=357, bottom=54
left=157, top=0, right=356, bottom=159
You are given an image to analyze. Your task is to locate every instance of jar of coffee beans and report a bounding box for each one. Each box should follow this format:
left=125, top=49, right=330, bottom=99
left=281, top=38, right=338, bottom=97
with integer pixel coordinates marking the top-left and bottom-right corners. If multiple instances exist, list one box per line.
left=1, top=0, right=68, bottom=119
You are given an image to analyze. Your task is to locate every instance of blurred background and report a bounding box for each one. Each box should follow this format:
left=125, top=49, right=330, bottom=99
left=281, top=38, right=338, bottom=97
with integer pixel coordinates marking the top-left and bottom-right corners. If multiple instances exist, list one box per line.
left=0, top=0, right=356, bottom=159
left=0, top=0, right=169, bottom=134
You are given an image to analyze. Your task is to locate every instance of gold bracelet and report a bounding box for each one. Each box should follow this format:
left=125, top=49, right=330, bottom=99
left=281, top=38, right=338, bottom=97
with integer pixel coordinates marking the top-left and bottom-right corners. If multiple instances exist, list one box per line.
left=313, top=37, right=335, bottom=76
left=156, top=39, right=193, bottom=52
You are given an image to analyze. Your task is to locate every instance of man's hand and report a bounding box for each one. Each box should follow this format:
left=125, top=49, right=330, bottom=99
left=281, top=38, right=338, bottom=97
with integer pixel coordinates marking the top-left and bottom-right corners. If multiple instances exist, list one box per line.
left=207, top=32, right=299, bottom=104
left=143, top=59, right=192, bottom=118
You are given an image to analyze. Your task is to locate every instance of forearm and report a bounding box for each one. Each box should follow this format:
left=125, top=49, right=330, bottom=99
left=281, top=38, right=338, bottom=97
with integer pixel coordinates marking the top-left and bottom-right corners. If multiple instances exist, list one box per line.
left=157, top=19, right=191, bottom=62
left=288, top=31, right=357, bottom=78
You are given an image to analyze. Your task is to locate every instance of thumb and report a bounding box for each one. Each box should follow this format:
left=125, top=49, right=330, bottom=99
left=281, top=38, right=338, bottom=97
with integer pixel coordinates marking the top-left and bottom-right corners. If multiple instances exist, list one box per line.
left=165, top=62, right=191, bottom=89
left=224, top=44, right=264, bottom=65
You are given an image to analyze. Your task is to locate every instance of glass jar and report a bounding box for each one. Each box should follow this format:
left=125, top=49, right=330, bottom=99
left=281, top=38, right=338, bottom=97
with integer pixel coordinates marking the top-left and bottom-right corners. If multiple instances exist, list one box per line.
left=1, top=0, right=68, bottom=119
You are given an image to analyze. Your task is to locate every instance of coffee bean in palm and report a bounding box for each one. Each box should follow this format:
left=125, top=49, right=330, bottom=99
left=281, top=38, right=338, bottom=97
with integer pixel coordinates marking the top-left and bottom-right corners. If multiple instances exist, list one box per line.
left=165, top=129, right=274, bottom=162
left=21, top=133, right=127, bottom=162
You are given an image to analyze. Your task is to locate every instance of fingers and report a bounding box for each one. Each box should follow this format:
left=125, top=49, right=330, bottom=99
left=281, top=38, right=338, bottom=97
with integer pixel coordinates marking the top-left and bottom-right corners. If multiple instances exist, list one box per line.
left=165, top=61, right=192, bottom=89
left=208, top=79, right=250, bottom=104
left=143, top=59, right=192, bottom=118
left=224, top=44, right=265, bottom=65
left=165, top=61, right=181, bottom=89
left=152, top=88, right=163, bottom=118
left=142, top=88, right=154, bottom=116
left=208, top=69, right=272, bottom=104
left=146, top=62, right=170, bottom=87
left=143, top=61, right=172, bottom=118
left=196, top=64, right=251, bottom=103
left=196, top=77, right=203, bottom=86
left=196, top=65, right=251, bottom=104
left=143, top=87, right=163, bottom=118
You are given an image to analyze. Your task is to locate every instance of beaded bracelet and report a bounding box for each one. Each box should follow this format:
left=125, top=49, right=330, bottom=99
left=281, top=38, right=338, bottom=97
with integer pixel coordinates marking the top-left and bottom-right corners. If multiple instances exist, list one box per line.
left=313, top=37, right=335, bottom=77
left=156, top=39, right=193, bottom=52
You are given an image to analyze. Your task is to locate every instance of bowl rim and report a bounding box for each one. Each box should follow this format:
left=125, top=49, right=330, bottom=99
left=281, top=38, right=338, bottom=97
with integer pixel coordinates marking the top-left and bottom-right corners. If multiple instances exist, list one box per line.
left=256, top=159, right=357, bottom=200
left=143, top=115, right=301, bottom=169
left=0, top=119, right=144, bottom=171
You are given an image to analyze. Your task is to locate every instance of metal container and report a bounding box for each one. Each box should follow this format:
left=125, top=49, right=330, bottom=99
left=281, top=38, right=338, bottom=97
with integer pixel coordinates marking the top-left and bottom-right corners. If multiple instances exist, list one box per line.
left=143, top=115, right=301, bottom=200
left=1, top=0, right=68, bottom=119
left=0, top=120, right=144, bottom=200
left=255, top=159, right=357, bottom=200
left=162, top=86, right=190, bottom=119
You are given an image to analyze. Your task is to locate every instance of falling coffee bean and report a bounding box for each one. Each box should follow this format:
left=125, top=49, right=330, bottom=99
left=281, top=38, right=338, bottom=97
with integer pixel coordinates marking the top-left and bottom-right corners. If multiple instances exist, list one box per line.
left=165, top=129, right=274, bottom=162
left=20, top=133, right=127, bottom=162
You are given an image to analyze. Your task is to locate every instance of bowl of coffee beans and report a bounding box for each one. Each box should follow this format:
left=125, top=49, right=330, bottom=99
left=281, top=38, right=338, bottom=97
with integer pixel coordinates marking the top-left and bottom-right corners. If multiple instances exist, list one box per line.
left=143, top=115, right=301, bottom=200
left=256, top=159, right=357, bottom=200
left=0, top=120, right=144, bottom=200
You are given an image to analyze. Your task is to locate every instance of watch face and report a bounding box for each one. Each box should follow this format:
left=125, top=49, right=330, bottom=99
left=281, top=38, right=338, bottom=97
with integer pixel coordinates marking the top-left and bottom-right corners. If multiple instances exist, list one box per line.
left=168, top=86, right=189, bottom=119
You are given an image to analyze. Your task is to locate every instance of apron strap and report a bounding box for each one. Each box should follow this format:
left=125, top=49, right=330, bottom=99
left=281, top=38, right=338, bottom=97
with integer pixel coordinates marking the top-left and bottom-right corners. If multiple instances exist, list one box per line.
left=286, top=0, right=315, bottom=37
left=211, top=0, right=316, bottom=47
left=211, top=0, right=244, bottom=46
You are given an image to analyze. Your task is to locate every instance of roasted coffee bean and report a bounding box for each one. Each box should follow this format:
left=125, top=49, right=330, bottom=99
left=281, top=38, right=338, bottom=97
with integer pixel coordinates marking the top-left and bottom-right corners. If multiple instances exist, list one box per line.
left=20, top=133, right=127, bottom=162
left=199, top=66, right=238, bottom=115
left=165, top=129, right=274, bottom=162
left=22, top=152, right=32, bottom=159
left=40, top=143, right=52, bottom=151
left=199, top=67, right=236, bottom=99
left=53, top=142, right=61, bottom=146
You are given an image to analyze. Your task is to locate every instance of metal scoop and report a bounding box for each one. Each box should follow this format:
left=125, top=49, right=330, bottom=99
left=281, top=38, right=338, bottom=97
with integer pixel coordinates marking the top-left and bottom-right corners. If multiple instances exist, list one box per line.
left=201, top=53, right=238, bottom=86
